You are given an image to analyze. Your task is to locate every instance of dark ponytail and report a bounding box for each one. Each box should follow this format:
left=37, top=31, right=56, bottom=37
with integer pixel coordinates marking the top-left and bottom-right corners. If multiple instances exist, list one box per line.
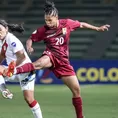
left=44, top=0, right=58, bottom=16
left=7, top=24, right=24, bottom=33
left=0, top=19, right=24, bottom=33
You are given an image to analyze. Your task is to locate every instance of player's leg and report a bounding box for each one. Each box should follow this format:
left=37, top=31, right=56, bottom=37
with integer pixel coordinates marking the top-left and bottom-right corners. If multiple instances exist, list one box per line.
left=23, top=90, right=43, bottom=118
left=7, top=55, right=52, bottom=75
left=20, top=73, right=43, bottom=118
left=61, top=75, right=84, bottom=118
left=0, top=65, right=13, bottom=99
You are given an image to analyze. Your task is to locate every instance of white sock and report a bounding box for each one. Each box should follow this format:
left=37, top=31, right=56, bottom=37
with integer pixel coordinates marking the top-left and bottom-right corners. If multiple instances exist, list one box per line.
left=0, top=75, right=6, bottom=91
left=0, top=75, right=5, bottom=84
left=14, top=68, right=17, bottom=74
left=30, top=102, right=43, bottom=118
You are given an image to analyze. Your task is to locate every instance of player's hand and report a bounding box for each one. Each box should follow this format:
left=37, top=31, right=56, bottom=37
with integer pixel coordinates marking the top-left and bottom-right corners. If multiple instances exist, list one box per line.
left=97, top=24, right=110, bottom=31
left=27, top=47, right=34, bottom=55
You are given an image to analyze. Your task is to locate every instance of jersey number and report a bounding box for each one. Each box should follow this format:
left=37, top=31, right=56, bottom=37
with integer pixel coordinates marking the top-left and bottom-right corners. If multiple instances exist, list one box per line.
left=55, top=37, right=64, bottom=45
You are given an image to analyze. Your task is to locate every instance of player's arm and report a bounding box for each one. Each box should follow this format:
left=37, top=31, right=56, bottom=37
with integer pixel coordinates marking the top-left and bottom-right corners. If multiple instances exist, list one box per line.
left=2, top=50, right=26, bottom=76
left=26, top=38, right=34, bottom=55
left=26, top=27, right=45, bottom=54
left=67, top=19, right=110, bottom=31
left=15, top=49, right=26, bottom=66
left=80, top=22, right=110, bottom=31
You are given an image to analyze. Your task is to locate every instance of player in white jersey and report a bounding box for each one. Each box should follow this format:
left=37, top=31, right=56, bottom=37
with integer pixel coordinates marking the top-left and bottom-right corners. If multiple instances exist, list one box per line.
left=0, top=19, right=43, bottom=118
left=0, top=38, right=13, bottom=99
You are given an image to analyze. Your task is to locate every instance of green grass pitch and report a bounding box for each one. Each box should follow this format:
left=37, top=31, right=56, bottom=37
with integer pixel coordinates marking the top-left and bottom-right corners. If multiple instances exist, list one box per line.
left=0, top=85, right=118, bottom=118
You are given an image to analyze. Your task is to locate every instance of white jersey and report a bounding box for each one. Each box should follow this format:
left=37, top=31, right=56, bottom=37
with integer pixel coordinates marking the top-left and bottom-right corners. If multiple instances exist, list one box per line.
left=0, top=40, right=2, bottom=52
left=1, top=32, right=31, bottom=66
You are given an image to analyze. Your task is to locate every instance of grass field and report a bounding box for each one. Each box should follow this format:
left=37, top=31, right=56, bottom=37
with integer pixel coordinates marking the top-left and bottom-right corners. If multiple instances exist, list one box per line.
left=0, top=85, right=118, bottom=118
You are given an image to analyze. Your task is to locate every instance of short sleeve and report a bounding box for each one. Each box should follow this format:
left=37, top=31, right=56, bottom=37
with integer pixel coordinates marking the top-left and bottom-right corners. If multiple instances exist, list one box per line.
left=0, top=40, right=2, bottom=53
left=30, top=26, right=45, bottom=42
left=67, top=19, right=80, bottom=31
left=9, top=37, right=24, bottom=53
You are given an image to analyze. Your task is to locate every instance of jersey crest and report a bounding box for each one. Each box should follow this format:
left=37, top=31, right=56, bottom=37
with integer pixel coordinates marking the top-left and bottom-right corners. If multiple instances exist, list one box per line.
left=11, top=42, right=16, bottom=47
left=62, top=28, right=67, bottom=35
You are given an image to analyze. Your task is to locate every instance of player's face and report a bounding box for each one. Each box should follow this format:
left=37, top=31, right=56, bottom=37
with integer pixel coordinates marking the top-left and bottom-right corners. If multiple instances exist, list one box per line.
left=0, top=25, right=8, bottom=40
left=45, top=15, right=58, bottom=28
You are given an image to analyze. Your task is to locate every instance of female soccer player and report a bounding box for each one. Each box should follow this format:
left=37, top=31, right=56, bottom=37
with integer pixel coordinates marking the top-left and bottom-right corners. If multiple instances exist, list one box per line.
left=0, top=19, right=43, bottom=118
left=6, top=1, right=110, bottom=118
left=0, top=35, right=14, bottom=99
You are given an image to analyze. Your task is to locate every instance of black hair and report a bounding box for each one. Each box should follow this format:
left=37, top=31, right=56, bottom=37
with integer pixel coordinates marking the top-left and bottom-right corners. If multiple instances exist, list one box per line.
left=0, top=19, right=24, bottom=33
left=44, top=0, right=58, bottom=16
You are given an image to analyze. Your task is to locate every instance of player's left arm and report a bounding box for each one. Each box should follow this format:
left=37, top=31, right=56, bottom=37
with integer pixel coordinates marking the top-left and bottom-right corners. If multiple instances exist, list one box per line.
left=3, top=50, right=26, bottom=76
left=15, top=50, right=26, bottom=66
left=80, top=22, right=110, bottom=31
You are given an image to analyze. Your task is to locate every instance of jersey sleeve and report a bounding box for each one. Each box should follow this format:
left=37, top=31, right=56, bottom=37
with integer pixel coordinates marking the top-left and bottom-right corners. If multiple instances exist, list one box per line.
left=67, top=19, right=80, bottom=31
left=0, top=40, right=2, bottom=53
left=9, top=36, right=24, bottom=53
left=30, top=26, right=45, bottom=42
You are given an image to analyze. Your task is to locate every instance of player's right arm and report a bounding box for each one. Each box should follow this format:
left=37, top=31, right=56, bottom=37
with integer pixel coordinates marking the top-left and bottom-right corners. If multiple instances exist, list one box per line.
left=26, top=38, right=34, bottom=55
left=26, top=27, right=45, bottom=54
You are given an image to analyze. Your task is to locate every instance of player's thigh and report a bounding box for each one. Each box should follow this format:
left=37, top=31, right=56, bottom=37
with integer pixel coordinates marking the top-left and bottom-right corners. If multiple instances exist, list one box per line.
left=0, top=65, right=5, bottom=73
left=19, top=74, right=35, bottom=91
left=61, top=75, right=81, bottom=93
left=33, top=55, right=52, bottom=69
left=18, top=72, right=35, bottom=99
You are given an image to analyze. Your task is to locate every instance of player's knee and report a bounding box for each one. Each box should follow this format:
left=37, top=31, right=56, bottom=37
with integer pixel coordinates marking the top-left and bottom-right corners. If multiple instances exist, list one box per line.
left=24, top=95, right=34, bottom=104
left=72, top=86, right=81, bottom=97
left=33, top=60, right=43, bottom=69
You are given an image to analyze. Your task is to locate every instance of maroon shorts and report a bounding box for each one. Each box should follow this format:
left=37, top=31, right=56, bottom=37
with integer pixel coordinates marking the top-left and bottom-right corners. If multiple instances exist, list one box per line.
left=43, top=51, right=75, bottom=78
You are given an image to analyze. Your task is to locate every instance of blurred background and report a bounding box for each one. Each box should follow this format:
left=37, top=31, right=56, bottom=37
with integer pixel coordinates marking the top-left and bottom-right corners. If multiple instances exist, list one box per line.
left=0, top=0, right=118, bottom=59
left=0, top=0, right=118, bottom=118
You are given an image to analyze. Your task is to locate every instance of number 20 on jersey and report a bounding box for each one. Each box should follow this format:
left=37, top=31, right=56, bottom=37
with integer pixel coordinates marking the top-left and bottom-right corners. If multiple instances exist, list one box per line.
left=55, top=37, right=64, bottom=45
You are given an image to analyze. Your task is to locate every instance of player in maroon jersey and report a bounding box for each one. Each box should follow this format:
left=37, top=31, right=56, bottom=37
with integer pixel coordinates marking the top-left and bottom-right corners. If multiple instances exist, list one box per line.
left=5, top=0, right=110, bottom=118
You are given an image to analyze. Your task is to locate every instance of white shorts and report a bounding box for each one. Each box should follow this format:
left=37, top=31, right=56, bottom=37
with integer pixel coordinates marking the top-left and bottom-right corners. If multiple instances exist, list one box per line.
left=4, top=66, right=35, bottom=91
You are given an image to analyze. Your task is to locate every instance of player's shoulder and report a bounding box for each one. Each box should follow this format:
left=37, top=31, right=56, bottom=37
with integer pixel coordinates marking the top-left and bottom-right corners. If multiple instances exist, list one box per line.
left=37, top=25, right=47, bottom=32
left=7, top=32, right=19, bottom=41
left=32, top=25, right=46, bottom=35
left=6, top=32, right=21, bottom=46
left=59, top=19, right=68, bottom=25
left=59, top=18, right=74, bottom=25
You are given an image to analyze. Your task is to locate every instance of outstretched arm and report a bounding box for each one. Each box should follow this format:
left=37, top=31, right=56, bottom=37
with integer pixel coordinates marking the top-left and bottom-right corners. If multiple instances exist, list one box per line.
left=80, top=22, right=110, bottom=31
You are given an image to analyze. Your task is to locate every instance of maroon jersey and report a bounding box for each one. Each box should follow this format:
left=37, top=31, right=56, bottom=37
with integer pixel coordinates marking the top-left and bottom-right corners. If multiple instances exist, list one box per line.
left=30, top=19, right=80, bottom=63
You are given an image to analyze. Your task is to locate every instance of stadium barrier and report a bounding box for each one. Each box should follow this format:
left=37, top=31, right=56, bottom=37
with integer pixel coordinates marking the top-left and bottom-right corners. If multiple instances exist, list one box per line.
left=36, top=60, right=118, bottom=84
